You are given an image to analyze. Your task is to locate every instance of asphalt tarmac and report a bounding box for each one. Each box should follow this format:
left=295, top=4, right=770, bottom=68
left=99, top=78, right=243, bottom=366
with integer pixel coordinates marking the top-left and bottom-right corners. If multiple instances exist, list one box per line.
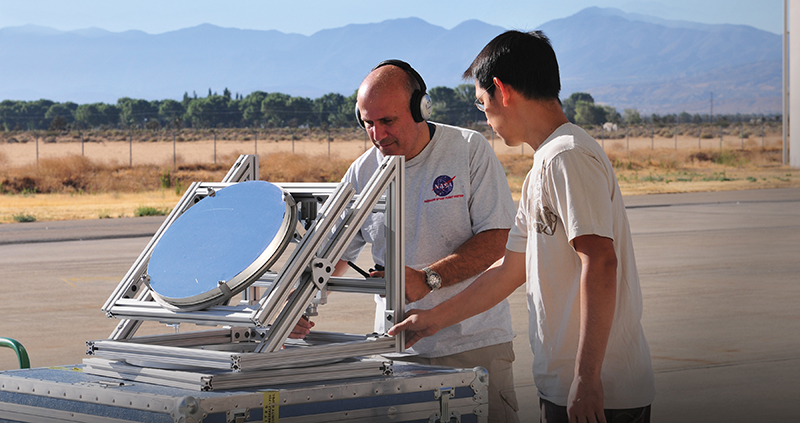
left=0, top=187, right=798, bottom=422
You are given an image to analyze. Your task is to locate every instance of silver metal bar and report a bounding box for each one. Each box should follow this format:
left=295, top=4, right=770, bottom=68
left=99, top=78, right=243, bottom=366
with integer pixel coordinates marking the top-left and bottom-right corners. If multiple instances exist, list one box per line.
left=103, top=181, right=200, bottom=314
left=385, top=157, right=405, bottom=351
left=83, top=357, right=390, bottom=391
left=326, top=277, right=386, bottom=295
left=259, top=157, right=404, bottom=353
left=96, top=154, right=408, bottom=375
left=222, top=154, right=258, bottom=182
left=106, top=299, right=260, bottom=326
left=252, top=182, right=356, bottom=340
left=87, top=336, right=397, bottom=373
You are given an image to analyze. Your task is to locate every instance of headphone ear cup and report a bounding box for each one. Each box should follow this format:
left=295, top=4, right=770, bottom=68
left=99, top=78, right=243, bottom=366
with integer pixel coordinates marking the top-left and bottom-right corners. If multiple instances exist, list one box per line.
left=409, top=90, right=432, bottom=123
left=355, top=102, right=365, bottom=128
left=419, top=93, right=432, bottom=121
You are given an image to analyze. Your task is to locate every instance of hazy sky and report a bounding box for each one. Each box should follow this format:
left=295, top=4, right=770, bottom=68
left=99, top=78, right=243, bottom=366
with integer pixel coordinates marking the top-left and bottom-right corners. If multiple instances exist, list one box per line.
left=0, top=0, right=785, bottom=35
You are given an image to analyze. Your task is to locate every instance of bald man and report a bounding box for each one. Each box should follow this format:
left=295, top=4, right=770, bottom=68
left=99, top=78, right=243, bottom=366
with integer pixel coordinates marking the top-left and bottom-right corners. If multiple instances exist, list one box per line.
left=297, top=60, right=520, bottom=422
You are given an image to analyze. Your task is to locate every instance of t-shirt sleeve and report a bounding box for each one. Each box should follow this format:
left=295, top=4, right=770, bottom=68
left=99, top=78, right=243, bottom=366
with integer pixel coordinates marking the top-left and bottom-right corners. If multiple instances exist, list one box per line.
left=544, top=148, right=614, bottom=244
left=336, top=162, right=367, bottom=263
left=505, top=174, right=530, bottom=253
left=467, top=134, right=516, bottom=234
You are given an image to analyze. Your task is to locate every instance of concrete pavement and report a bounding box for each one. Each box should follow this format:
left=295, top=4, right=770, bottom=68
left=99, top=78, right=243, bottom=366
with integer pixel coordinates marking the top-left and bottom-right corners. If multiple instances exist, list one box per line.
left=0, top=187, right=798, bottom=422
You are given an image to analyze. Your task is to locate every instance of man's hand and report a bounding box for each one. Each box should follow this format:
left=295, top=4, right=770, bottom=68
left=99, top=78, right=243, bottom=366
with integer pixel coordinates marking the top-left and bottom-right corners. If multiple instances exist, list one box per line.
left=288, top=316, right=315, bottom=339
left=369, top=266, right=431, bottom=303
left=567, top=374, right=606, bottom=423
left=387, top=309, right=441, bottom=348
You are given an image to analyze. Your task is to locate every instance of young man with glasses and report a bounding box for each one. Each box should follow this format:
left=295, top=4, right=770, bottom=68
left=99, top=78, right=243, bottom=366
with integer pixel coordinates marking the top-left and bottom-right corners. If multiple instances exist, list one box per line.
left=390, top=31, right=656, bottom=423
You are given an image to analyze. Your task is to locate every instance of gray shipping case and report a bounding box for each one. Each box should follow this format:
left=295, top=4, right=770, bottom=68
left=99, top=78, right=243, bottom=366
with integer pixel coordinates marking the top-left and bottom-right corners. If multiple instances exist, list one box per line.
left=0, top=362, right=488, bottom=422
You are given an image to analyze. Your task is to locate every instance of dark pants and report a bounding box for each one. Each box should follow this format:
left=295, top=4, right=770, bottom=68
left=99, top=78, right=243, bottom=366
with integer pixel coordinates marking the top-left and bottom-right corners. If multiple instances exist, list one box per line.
left=540, top=398, right=651, bottom=423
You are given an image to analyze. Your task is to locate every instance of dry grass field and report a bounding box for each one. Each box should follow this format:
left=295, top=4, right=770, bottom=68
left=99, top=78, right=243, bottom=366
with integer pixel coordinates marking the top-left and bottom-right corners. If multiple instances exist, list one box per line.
left=1, top=128, right=797, bottom=224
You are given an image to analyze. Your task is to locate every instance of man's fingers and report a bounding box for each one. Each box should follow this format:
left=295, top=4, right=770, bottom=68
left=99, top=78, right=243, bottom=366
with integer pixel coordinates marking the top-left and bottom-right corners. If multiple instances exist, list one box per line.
left=387, top=319, right=409, bottom=336
left=403, top=332, right=421, bottom=349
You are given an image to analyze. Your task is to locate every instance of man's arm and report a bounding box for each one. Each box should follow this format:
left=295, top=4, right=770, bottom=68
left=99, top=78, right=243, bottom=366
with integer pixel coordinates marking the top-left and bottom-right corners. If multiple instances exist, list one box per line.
left=567, top=234, right=617, bottom=423
left=405, top=228, right=509, bottom=302
left=389, top=249, right=526, bottom=348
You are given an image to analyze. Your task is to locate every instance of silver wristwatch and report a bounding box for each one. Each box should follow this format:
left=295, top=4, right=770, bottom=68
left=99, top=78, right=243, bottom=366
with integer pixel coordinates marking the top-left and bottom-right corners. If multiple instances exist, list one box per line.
left=422, top=267, right=442, bottom=291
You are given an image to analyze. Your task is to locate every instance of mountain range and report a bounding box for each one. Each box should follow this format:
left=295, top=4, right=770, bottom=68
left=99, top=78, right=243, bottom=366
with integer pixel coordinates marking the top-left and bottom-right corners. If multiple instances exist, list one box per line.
left=0, top=7, right=782, bottom=114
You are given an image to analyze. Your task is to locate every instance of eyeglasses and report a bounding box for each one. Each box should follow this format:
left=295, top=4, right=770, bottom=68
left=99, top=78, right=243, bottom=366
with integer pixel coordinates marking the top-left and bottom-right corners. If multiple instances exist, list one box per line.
left=474, top=81, right=495, bottom=112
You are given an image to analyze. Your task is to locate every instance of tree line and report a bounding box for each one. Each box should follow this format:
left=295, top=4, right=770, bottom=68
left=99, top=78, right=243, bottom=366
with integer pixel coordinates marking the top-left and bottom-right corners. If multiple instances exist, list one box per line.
left=0, top=87, right=780, bottom=133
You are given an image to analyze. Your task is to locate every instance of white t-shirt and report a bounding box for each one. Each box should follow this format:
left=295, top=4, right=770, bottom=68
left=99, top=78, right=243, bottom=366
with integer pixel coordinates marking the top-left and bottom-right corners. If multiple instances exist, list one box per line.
left=506, top=123, right=656, bottom=409
left=340, top=122, right=516, bottom=357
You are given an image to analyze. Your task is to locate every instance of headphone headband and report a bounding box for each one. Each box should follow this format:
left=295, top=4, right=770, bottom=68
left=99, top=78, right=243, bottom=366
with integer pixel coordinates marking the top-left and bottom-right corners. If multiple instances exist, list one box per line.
left=372, top=59, right=428, bottom=93
left=355, top=59, right=433, bottom=128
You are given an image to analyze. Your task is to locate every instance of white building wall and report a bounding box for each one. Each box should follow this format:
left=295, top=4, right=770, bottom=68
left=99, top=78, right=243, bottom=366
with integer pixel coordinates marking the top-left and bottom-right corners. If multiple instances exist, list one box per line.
left=791, top=0, right=800, bottom=166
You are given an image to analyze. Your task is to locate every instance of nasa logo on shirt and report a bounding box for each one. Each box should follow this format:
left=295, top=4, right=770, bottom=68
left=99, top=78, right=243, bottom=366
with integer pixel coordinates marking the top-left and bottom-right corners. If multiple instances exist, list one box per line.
left=432, top=175, right=455, bottom=197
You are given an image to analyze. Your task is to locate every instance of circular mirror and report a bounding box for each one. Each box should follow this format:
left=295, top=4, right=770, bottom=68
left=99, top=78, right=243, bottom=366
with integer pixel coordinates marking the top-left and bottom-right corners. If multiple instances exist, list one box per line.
left=147, top=181, right=295, bottom=310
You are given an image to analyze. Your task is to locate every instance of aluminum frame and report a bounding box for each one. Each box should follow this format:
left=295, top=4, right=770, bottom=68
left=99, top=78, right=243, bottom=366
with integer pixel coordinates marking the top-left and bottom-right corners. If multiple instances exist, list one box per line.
left=88, top=155, right=406, bottom=387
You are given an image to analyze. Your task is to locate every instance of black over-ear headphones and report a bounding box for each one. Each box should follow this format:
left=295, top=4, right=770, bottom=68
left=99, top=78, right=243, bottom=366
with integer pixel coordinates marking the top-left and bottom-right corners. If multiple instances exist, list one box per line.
left=355, top=59, right=433, bottom=128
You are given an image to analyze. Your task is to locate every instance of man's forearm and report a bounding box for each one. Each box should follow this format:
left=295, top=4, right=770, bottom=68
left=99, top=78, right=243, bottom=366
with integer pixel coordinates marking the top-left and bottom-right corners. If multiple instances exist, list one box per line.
left=388, top=250, right=526, bottom=346
left=429, top=228, right=509, bottom=288
left=568, top=235, right=618, bottom=420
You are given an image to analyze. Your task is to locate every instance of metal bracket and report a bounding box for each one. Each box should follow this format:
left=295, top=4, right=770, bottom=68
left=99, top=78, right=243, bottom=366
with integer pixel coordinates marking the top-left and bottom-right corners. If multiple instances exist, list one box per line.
left=469, top=366, right=489, bottom=419
left=227, top=408, right=250, bottom=423
left=430, top=387, right=460, bottom=423
left=384, top=310, right=396, bottom=326
left=310, top=257, right=333, bottom=290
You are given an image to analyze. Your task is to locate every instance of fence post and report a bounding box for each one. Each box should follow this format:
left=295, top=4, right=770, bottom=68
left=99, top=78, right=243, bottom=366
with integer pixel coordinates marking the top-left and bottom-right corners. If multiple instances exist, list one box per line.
left=601, top=126, right=604, bottom=149
left=626, top=127, right=629, bottom=152
left=740, top=122, right=743, bottom=149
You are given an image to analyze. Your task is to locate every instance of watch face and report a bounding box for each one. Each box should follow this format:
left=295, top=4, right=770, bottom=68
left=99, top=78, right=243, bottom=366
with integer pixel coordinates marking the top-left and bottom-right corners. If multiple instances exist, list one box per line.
left=425, top=268, right=442, bottom=290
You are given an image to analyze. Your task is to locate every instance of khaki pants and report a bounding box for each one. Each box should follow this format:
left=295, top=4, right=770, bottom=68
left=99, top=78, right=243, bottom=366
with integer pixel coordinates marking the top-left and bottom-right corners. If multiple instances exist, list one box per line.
left=402, top=342, right=520, bottom=423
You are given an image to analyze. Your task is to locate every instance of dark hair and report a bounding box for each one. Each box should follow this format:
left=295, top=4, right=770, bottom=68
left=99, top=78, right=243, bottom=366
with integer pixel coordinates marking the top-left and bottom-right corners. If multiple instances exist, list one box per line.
left=463, top=30, right=561, bottom=101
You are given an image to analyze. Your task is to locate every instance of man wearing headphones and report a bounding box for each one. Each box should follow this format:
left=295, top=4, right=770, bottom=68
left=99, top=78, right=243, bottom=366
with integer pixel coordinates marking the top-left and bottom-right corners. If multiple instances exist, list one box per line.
left=296, top=60, right=520, bottom=422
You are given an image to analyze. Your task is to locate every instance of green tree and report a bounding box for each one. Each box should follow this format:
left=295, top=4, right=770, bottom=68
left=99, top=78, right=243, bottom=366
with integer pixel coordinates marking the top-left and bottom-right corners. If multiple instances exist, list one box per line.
left=312, top=93, right=346, bottom=126
left=158, top=100, right=185, bottom=126
left=117, top=98, right=157, bottom=127
left=429, top=86, right=457, bottom=124
left=623, top=108, right=642, bottom=125
left=563, top=92, right=595, bottom=123
left=48, top=115, right=67, bottom=132
left=75, top=103, right=106, bottom=128
left=574, top=101, right=606, bottom=126
left=340, top=90, right=359, bottom=128
left=287, top=96, right=312, bottom=127
left=261, top=93, right=292, bottom=127
left=240, top=91, right=268, bottom=127
left=602, top=105, right=621, bottom=124
left=186, top=95, right=238, bottom=128
left=20, top=99, right=56, bottom=129
left=100, top=104, right=121, bottom=127
left=45, top=103, right=77, bottom=127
